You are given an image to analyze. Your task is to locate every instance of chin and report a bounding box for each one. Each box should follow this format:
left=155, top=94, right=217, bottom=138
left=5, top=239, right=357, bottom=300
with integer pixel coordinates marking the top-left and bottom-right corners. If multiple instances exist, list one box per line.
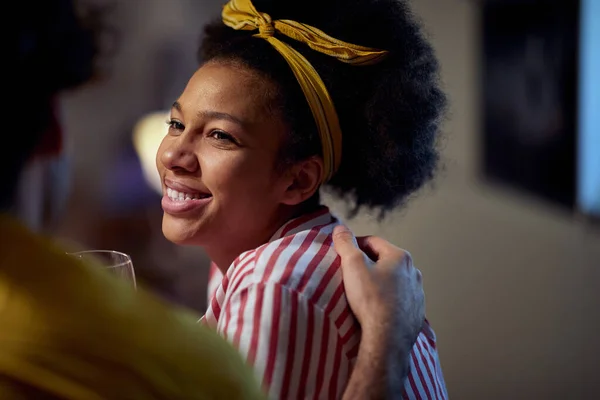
left=161, top=214, right=205, bottom=246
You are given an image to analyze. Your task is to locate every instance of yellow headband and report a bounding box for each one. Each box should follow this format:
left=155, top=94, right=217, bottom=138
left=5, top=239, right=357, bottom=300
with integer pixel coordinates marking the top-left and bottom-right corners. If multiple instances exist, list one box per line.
left=222, top=0, right=388, bottom=183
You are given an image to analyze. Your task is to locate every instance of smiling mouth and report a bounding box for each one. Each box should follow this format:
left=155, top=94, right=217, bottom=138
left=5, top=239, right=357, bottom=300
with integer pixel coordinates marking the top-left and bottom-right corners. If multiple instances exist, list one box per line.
left=166, top=188, right=212, bottom=201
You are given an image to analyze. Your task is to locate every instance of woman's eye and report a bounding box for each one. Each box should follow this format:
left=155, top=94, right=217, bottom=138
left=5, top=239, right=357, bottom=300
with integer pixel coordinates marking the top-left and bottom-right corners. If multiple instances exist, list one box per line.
left=166, top=119, right=184, bottom=131
left=210, top=130, right=235, bottom=143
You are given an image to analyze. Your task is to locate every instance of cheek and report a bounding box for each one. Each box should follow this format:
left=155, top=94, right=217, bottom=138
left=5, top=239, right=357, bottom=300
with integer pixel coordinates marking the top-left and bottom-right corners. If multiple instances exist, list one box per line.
left=204, top=150, right=279, bottom=198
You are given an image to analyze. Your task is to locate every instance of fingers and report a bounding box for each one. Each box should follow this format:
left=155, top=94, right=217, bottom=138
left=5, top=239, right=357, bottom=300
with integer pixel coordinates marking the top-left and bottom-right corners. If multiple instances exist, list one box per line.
left=334, top=226, right=415, bottom=277
left=356, top=235, right=403, bottom=260
left=332, top=225, right=360, bottom=257
left=332, top=225, right=370, bottom=274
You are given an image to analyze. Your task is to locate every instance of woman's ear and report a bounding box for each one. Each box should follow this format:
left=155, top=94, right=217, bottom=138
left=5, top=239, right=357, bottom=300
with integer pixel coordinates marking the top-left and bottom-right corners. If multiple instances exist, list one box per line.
left=279, top=156, right=323, bottom=206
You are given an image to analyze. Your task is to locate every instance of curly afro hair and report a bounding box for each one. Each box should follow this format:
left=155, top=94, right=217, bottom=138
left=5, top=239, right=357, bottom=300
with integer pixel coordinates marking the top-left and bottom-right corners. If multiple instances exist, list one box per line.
left=199, top=0, right=447, bottom=217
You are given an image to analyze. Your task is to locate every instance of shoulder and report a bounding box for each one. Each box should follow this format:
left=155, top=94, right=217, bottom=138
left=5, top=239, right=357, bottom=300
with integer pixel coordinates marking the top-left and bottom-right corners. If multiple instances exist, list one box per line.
left=229, top=221, right=341, bottom=301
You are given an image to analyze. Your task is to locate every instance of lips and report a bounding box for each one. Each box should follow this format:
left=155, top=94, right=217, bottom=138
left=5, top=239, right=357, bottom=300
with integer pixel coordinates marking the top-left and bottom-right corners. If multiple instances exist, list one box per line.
left=161, top=178, right=213, bottom=215
left=164, top=178, right=211, bottom=196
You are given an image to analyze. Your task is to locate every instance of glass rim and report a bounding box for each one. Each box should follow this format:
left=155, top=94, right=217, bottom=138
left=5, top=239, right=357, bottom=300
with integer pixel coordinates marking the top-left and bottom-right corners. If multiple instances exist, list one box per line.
left=67, top=250, right=132, bottom=269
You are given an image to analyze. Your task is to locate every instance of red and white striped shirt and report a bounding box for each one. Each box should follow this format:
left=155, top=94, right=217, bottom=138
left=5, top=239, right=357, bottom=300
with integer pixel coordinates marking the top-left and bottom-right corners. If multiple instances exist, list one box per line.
left=203, top=207, right=448, bottom=399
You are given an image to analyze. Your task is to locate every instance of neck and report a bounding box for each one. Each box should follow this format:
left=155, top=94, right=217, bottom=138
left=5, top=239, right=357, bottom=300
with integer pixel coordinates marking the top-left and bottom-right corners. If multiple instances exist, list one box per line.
left=206, top=203, right=319, bottom=273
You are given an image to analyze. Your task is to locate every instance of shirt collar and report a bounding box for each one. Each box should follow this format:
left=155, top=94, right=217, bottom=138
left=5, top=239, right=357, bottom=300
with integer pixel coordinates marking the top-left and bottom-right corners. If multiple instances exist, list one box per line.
left=268, top=206, right=336, bottom=242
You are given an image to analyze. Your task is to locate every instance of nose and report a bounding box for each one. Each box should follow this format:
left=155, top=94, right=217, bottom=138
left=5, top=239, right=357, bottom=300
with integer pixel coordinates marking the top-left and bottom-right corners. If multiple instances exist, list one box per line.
left=159, top=134, right=199, bottom=174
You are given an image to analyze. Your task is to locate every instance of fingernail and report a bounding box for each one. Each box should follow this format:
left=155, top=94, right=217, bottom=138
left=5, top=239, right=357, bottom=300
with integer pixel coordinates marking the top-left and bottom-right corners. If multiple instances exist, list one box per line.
left=334, top=224, right=350, bottom=233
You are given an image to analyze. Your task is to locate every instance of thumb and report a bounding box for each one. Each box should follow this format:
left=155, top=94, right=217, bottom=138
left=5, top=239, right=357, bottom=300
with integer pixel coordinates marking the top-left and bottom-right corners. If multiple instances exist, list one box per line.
left=333, top=225, right=371, bottom=292
left=332, top=225, right=361, bottom=259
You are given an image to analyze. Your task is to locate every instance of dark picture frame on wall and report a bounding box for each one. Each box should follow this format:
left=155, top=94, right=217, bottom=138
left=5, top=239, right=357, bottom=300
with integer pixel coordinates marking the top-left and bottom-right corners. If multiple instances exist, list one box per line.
left=480, top=0, right=580, bottom=211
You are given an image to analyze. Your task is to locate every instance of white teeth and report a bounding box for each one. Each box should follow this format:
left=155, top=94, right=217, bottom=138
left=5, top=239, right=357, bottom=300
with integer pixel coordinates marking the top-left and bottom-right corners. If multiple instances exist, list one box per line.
left=166, top=187, right=205, bottom=201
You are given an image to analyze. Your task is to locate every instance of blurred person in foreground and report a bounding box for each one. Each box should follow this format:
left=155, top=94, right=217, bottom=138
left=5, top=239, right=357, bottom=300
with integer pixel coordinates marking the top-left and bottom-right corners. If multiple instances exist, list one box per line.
left=1, top=0, right=263, bottom=396
left=1, top=0, right=429, bottom=399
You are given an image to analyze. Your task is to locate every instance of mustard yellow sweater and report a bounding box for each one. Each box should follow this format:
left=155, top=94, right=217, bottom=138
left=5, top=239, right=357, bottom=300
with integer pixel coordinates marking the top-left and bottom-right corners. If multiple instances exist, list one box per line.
left=0, top=214, right=264, bottom=400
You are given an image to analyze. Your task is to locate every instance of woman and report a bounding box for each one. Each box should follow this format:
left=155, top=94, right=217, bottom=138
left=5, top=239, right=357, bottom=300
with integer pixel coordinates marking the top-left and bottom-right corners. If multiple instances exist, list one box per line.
left=156, top=0, right=447, bottom=398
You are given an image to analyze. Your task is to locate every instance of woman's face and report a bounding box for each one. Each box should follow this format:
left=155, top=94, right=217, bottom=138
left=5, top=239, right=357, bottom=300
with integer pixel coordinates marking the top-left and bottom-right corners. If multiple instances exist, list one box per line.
left=156, top=62, right=292, bottom=249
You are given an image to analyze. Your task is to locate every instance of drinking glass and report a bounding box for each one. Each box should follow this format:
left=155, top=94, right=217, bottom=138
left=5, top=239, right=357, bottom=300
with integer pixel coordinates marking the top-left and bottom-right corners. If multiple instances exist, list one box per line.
left=68, top=250, right=136, bottom=289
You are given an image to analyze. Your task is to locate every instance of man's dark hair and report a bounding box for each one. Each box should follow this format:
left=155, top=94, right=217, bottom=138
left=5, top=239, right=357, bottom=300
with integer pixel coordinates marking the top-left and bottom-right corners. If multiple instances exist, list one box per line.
left=3, top=0, right=104, bottom=209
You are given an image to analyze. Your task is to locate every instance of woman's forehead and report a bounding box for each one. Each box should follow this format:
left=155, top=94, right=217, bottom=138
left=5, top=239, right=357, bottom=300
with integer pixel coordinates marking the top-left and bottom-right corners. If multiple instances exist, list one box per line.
left=176, top=63, right=276, bottom=124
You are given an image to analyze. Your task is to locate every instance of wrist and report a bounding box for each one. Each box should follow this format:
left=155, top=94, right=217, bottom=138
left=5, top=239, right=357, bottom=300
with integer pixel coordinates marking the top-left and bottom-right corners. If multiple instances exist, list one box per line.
left=360, top=322, right=392, bottom=352
left=344, top=332, right=387, bottom=400
left=361, top=324, right=412, bottom=386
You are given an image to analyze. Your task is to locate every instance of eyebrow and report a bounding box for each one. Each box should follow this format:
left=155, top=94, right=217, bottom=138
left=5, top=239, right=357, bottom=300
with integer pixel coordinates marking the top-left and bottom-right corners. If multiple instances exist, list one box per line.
left=171, top=101, right=246, bottom=127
